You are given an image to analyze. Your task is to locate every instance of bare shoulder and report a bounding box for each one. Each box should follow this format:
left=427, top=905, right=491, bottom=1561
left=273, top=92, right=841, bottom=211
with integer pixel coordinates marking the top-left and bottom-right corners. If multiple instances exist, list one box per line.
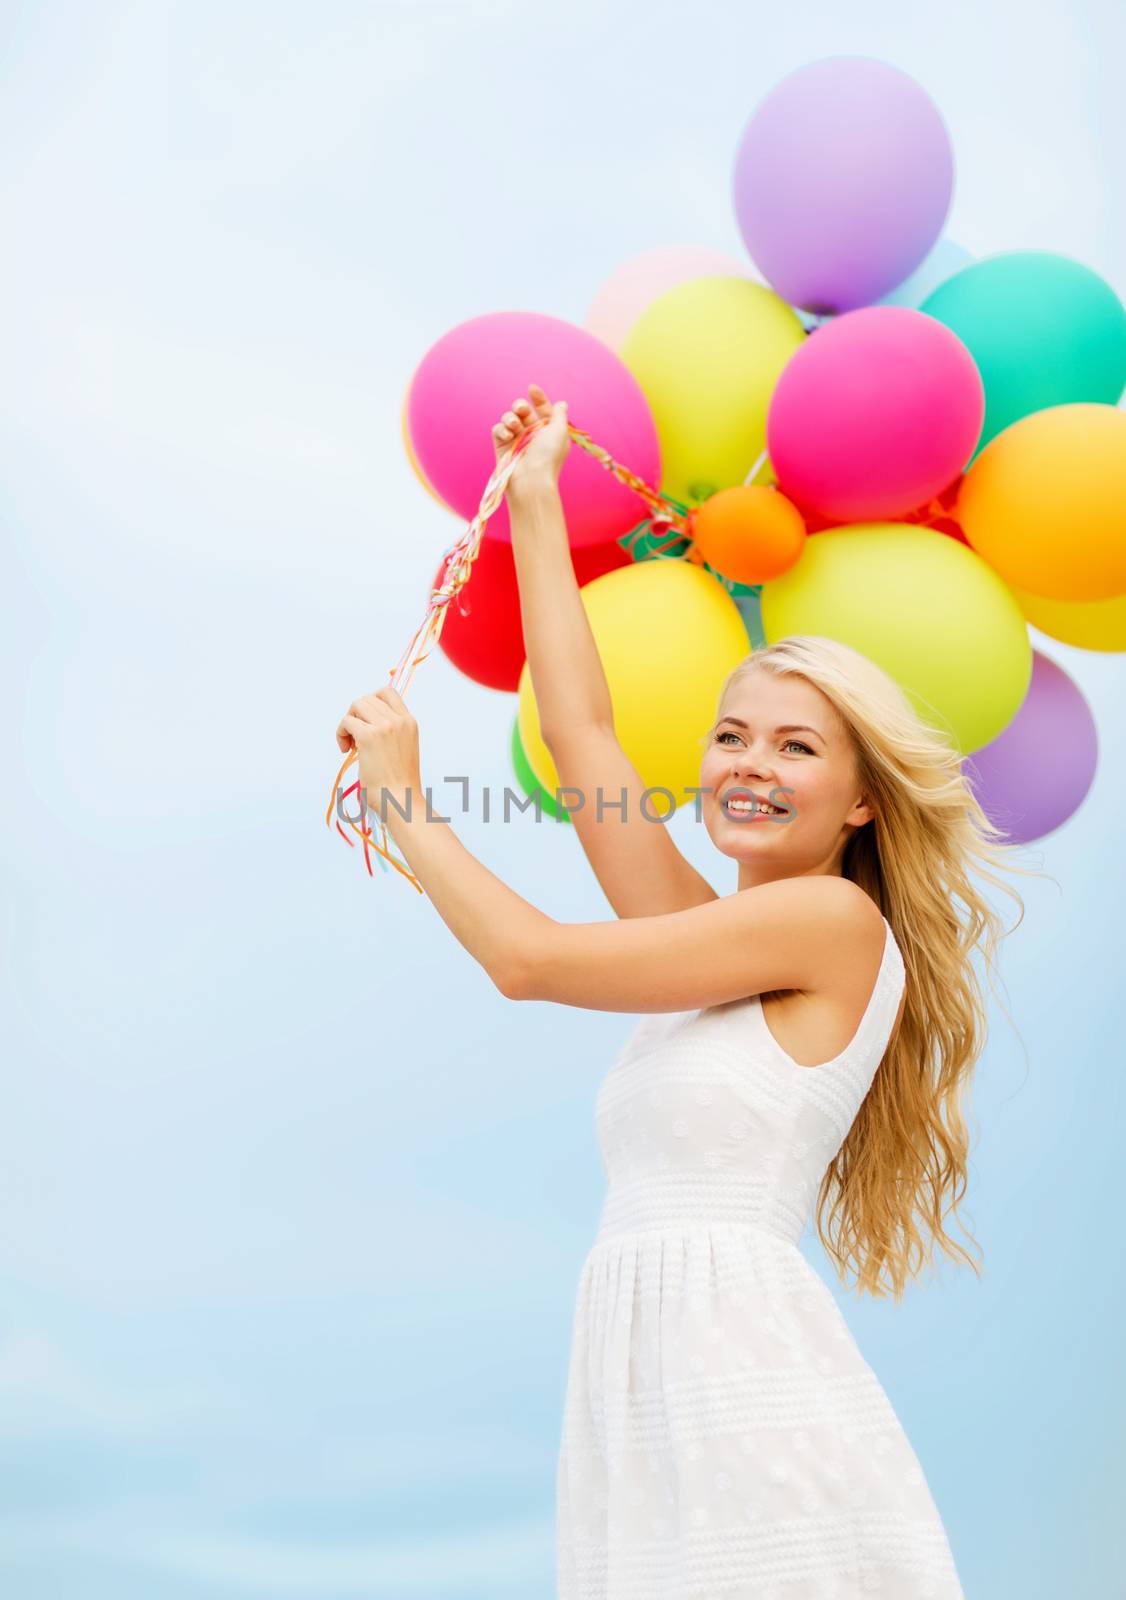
left=748, top=876, right=885, bottom=1005
left=724, top=875, right=887, bottom=999
left=738, top=872, right=883, bottom=957
left=788, top=876, right=887, bottom=992
left=755, top=880, right=895, bottom=1068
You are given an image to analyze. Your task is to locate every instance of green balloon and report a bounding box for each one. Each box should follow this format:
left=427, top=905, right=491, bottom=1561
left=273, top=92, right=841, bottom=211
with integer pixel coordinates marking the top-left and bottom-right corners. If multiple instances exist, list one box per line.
left=509, top=716, right=570, bottom=824
left=920, top=250, right=1126, bottom=460
left=619, top=521, right=689, bottom=563
left=619, top=505, right=760, bottom=598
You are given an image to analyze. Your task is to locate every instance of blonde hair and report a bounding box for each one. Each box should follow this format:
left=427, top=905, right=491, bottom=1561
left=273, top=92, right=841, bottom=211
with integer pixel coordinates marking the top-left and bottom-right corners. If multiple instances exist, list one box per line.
left=713, top=634, right=1049, bottom=1302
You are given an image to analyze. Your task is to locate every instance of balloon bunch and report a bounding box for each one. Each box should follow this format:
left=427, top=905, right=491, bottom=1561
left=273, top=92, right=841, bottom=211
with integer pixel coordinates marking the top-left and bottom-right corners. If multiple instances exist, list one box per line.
left=336, top=53, right=1126, bottom=880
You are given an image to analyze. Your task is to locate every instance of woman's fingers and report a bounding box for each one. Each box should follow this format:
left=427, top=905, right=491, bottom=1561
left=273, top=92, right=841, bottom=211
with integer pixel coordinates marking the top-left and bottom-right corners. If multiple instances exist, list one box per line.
left=336, top=685, right=404, bottom=751
left=374, top=683, right=409, bottom=712
left=528, top=381, right=553, bottom=419
left=494, top=385, right=552, bottom=448
left=337, top=714, right=369, bottom=752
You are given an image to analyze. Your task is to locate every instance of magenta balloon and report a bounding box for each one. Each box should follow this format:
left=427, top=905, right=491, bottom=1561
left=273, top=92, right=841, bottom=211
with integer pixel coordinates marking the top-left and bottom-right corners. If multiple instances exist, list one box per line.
left=963, top=652, right=1098, bottom=845
left=766, top=307, right=984, bottom=521
left=406, top=311, right=661, bottom=548
left=732, top=56, right=954, bottom=314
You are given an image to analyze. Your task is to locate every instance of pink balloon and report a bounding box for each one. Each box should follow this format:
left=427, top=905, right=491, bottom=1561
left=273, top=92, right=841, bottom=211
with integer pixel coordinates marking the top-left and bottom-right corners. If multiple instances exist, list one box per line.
left=406, top=311, right=661, bottom=548
left=766, top=306, right=984, bottom=522
left=585, top=245, right=760, bottom=352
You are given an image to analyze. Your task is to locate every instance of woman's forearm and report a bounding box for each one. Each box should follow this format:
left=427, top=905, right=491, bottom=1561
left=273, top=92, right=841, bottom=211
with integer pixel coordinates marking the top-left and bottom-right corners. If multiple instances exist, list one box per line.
left=507, top=478, right=614, bottom=743
left=375, top=782, right=552, bottom=994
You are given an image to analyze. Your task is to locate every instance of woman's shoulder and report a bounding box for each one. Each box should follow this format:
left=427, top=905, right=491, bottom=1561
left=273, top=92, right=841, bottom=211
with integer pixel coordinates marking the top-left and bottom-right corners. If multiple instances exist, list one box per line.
left=736, top=873, right=887, bottom=948
left=729, top=875, right=891, bottom=999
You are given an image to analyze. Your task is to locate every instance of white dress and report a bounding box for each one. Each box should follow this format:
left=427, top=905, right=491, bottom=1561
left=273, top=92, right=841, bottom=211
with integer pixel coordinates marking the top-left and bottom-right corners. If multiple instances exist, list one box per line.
left=556, top=915, right=965, bottom=1599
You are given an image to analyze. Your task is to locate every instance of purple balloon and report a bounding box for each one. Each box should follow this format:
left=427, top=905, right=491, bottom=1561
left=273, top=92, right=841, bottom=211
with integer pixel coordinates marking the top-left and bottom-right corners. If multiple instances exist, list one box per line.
left=732, top=56, right=954, bottom=314
left=963, top=652, right=1098, bottom=845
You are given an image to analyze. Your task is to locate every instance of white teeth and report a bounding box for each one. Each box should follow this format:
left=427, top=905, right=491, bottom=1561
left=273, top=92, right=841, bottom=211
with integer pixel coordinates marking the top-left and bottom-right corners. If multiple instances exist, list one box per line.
left=724, top=798, right=782, bottom=815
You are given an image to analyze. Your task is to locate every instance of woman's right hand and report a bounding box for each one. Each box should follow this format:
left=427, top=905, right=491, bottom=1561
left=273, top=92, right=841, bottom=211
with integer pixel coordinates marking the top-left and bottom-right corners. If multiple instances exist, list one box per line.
left=493, top=382, right=571, bottom=501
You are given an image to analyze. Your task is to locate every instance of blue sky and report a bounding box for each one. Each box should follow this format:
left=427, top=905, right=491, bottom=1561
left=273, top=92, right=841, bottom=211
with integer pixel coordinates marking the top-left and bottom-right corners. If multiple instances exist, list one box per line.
left=2, top=1, right=1125, bottom=1595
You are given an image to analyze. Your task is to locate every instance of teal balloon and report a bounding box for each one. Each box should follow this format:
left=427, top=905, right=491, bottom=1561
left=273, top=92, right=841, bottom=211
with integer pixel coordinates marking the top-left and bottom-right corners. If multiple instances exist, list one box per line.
left=875, top=237, right=973, bottom=309
left=920, top=250, right=1126, bottom=460
left=733, top=588, right=767, bottom=648
left=510, top=716, right=570, bottom=823
left=726, top=577, right=760, bottom=601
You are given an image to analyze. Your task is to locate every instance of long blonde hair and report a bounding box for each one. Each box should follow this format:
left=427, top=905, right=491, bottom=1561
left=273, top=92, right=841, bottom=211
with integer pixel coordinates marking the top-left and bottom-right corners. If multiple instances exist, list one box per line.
left=714, top=634, right=1048, bottom=1302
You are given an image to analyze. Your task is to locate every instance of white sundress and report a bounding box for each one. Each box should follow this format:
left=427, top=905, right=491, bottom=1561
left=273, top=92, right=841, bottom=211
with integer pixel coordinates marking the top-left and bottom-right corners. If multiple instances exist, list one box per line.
left=556, top=915, right=966, bottom=1599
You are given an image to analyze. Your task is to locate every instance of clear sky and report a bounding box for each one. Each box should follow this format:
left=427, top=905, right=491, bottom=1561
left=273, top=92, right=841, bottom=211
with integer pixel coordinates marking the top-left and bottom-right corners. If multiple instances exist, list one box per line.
left=3, top=1, right=1124, bottom=1595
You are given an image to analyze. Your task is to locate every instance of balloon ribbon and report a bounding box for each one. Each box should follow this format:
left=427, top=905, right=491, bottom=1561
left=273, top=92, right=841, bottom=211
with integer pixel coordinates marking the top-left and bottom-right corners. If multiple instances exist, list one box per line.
left=325, top=417, right=710, bottom=888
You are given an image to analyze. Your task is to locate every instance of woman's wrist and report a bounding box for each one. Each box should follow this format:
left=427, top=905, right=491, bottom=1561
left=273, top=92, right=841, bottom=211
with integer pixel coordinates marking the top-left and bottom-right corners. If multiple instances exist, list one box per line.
left=507, top=471, right=560, bottom=509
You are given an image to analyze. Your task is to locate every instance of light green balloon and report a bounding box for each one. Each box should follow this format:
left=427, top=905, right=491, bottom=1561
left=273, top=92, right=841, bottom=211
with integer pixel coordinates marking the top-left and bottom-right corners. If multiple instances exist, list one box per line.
left=920, top=250, right=1126, bottom=461
left=760, top=523, right=1032, bottom=754
left=621, top=276, right=805, bottom=506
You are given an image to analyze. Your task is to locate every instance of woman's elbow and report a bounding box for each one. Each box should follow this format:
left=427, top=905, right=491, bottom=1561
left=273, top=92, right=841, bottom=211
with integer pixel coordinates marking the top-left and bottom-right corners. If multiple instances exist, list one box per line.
left=492, top=952, right=535, bottom=1002
left=492, top=917, right=558, bottom=1001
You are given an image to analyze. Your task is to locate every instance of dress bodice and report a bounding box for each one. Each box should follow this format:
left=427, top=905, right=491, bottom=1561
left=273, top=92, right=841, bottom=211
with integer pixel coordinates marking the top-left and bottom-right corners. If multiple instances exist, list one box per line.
left=592, top=915, right=907, bottom=1250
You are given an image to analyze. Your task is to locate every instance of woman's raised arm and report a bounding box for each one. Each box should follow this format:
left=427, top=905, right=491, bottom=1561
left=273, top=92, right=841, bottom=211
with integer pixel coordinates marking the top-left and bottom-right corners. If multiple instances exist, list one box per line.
left=506, top=471, right=614, bottom=742
left=500, top=387, right=717, bottom=918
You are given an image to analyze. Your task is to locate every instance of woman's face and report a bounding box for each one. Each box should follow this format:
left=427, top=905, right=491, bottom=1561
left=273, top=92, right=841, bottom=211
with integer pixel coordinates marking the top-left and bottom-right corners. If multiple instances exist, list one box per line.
left=699, top=666, right=874, bottom=888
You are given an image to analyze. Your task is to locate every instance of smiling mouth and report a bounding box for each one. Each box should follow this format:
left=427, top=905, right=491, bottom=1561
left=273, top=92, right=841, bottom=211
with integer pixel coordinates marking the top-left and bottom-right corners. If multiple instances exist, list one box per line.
left=721, top=795, right=787, bottom=819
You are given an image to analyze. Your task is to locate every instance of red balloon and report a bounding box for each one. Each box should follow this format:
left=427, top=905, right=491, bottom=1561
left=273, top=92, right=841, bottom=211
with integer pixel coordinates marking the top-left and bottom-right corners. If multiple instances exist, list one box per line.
left=797, top=472, right=970, bottom=545
left=435, top=536, right=631, bottom=691
left=903, top=472, right=970, bottom=543
left=573, top=538, right=634, bottom=585
left=797, top=503, right=845, bottom=535
left=929, top=516, right=970, bottom=546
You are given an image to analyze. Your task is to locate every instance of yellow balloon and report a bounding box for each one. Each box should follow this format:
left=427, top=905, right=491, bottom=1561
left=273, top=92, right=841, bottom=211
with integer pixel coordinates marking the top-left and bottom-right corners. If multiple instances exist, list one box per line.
left=760, top=524, right=1032, bottom=754
left=1014, top=584, right=1126, bottom=652
left=957, top=402, right=1126, bottom=601
left=401, top=385, right=451, bottom=512
left=620, top=276, right=804, bottom=506
left=518, top=561, right=751, bottom=808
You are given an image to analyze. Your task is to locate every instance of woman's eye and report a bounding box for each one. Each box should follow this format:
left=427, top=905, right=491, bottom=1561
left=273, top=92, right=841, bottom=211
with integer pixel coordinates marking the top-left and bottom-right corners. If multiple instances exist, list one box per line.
left=715, top=731, right=811, bottom=754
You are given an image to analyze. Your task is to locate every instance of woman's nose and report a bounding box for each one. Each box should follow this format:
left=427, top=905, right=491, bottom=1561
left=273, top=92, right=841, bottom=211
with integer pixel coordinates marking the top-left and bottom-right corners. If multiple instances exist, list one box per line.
left=733, top=750, right=772, bottom=779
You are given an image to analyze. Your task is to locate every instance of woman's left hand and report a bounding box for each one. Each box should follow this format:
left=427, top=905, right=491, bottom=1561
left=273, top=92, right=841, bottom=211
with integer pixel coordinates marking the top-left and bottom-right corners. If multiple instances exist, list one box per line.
left=336, top=684, right=422, bottom=811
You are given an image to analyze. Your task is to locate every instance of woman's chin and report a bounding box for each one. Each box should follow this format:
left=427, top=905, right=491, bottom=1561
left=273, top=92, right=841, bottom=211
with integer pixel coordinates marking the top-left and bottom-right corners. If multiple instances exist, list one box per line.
left=709, top=820, right=785, bottom=856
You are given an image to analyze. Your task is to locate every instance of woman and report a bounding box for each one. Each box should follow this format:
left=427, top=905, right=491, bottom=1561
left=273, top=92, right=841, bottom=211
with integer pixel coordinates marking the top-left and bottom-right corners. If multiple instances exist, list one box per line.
left=336, top=385, right=1032, bottom=1598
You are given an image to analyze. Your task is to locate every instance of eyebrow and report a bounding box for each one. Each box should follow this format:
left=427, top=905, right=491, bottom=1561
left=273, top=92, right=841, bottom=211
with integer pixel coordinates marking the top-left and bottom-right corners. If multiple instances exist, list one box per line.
left=712, top=717, right=825, bottom=743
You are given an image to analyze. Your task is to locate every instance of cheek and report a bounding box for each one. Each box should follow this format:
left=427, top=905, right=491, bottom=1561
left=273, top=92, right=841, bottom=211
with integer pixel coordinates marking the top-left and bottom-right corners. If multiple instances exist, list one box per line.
left=699, top=749, right=725, bottom=789
left=781, top=774, right=833, bottom=818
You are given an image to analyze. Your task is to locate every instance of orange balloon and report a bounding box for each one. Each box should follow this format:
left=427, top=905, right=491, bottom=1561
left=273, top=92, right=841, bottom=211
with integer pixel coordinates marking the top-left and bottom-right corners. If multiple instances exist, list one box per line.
left=1014, top=584, right=1126, bottom=652
left=957, top=402, right=1126, bottom=601
left=401, top=387, right=451, bottom=512
left=690, top=485, right=806, bottom=584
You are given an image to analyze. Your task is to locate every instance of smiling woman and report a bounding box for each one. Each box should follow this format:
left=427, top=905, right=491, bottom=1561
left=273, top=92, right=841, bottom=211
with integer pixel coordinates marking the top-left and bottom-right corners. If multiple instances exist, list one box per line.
left=359, top=390, right=1045, bottom=1599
